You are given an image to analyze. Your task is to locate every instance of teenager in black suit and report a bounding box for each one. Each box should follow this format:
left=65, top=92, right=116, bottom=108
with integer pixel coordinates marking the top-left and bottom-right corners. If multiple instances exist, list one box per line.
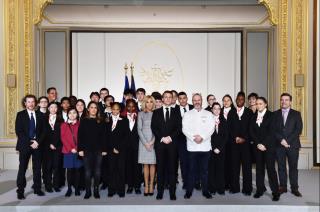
left=44, top=102, right=64, bottom=193
left=273, top=93, right=303, bottom=197
left=15, top=95, right=46, bottom=199
left=176, top=91, right=194, bottom=189
left=220, top=94, right=236, bottom=190
left=250, top=97, right=280, bottom=201
left=136, top=88, right=146, bottom=111
left=123, top=99, right=142, bottom=194
left=47, top=87, right=58, bottom=104
left=106, top=102, right=129, bottom=198
left=229, top=92, right=253, bottom=196
left=208, top=102, right=228, bottom=195
left=98, top=88, right=109, bottom=115
left=151, top=91, right=182, bottom=200
left=78, top=101, right=107, bottom=199
left=205, top=94, right=216, bottom=111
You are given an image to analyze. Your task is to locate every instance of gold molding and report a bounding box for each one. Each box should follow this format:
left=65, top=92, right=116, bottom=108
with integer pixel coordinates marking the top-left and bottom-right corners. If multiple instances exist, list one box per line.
left=258, top=0, right=279, bottom=26
left=24, top=0, right=33, bottom=95
left=33, top=0, right=53, bottom=25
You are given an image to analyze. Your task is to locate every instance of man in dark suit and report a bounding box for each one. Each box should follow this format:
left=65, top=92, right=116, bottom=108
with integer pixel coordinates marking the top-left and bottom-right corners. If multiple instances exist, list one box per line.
left=176, top=91, right=194, bottom=189
left=15, top=95, right=46, bottom=199
left=229, top=91, right=253, bottom=196
left=273, top=93, right=303, bottom=197
left=98, top=88, right=109, bottom=115
left=151, top=91, right=182, bottom=200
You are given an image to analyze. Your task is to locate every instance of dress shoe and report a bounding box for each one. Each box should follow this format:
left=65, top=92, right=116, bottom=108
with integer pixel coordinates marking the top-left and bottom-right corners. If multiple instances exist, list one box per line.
left=148, top=192, right=154, bottom=196
left=45, top=187, right=53, bottom=193
left=291, top=190, right=302, bottom=197
left=135, top=188, right=141, bottom=194
left=118, top=192, right=125, bottom=198
left=184, top=191, right=192, bottom=199
left=272, top=193, right=280, bottom=201
left=94, top=187, right=100, bottom=199
left=100, top=184, right=108, bottom=190
left=75, top=189, right=81, bottom=196
left=84, top=189, right=91, bottom=199
left=108, top=191, right=115, bottom=197
left=126, top=187, right=133, bottom=194
left=34, top=190, right=45, bottom=196
left=65, top=188, right=72, bottom=197
left=229, top=189, right=240, bottom=194
left=253, top=192, right=263, bottom=198
left=156, top=192, right=163, bottom=200
left=242, top=191, right=252, bottom=196
left=279, top=187, right=287, bottom=194
left=203, top=192, right=213, bottom=199
left=54, top=187, right=61, bottom=192
left=170, top=193, right=176, bottom=200
left=17, top=192, right=25, bottom=200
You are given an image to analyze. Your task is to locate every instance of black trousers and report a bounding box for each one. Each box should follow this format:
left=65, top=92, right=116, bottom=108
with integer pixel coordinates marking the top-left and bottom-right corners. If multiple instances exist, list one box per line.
left=276, top=147, right=299, bottom=190
left=224, top=141, right=233, bottom=189
left=186, top=151, right=210, bottom=194
left=177, top=139, right=188, bottom=185
left=45, top=148, right=62, bottom=189
left=67, top=168, right=80, bottom=189
left=155, top=143, right=177, bottom=193
left=208, top=151, right=225, bottom=192
left=16, top=148, right=42, bottom=192
left=83, top=152, right=103, bottom=190
left=255, top=149, right=279, bottom=193
left=41, top=146, right=48, bottom=186
left=108, top=152, right=126, bottom=194
left=126, top=147, right=142, bottom=188
left=231, top=143, right=252, bottom=193
left=101, top=155, right=109, bottom=186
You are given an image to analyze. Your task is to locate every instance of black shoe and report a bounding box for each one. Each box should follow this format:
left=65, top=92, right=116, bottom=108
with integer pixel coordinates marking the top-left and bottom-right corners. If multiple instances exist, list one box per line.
left=84, top=190, right=92, bottom=199
left=75, top=189, right=80, bottom=196
left=118, top=192, right=125, bottom=198
left=229, top=189, right=240, bottom=194
left=184, top=191, right=192, bottom=199
left=100, top=184, right=108, bottom=190
left=45, top=187, right=53, bottom=193
left=279, top=187, right=287, bottom=194
left=144, top=192, right=148, bottom=196
left=203, top=192, right=213, bottom=199
left=242, top=191, right=252, bottom=196
left=135, top=188, right=141, bottom=194
left=156, top=192, right=163, bottom=200
left=34, top=190, right=45, bottom=196
left=94, top=187, right=100, bottom=199
left=170, top=193, right=176, bottom=200
left=127, top=187, right=133, bottom=194
left=291, top=190, right=302, bottom=197
left=148, top=192, right=154, bottom=196
left=254, top=192, right=263, bottom=198
left=65, top=188, right=72, bottom=197
left=209, top=189, right=216, bottom=195
left=17, top=192, right=25, bottom=200
left=182, top=183, right=186, bottom=190
left=54, top=187, right=61, bottom=192
left=195, top=182, right=201, bottom=190
left=272, top=193, right=280, bottom=201
left=108, top=191, right=115, bottom=197
left=217, top=190, right=225, bottom=195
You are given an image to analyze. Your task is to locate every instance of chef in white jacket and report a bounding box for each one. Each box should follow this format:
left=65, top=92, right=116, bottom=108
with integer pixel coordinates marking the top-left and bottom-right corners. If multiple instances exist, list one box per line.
left=182, top=93, right=215, bottom=199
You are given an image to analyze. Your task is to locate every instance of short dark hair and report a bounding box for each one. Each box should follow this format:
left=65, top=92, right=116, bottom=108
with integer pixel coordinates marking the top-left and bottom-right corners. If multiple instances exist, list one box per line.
left=280, top=93, right=292, bottom=101
left=151, top=92, right=162, bottom=101
left=212, top=102, right=221, bottom=108
left=100, top=87, right=109, bottom=93
left=257, top=96, right=268, bottom=104
left=171, top=90, right=178, bottom=96
left=207, top=94, right=214, bottom=101
left=90, top=92, right=100, bottom=99
left=22, top=94, right=37, bottom=108
left=111, top=102, right=121, bottom=109
left=136, top=88, right=146, bottom=94
left=162, top=90, right=173, bottom=98
left=104, top=95, right=115, bottom=102
left=236, top=91, right=246, bottom=98
left=46, top=87, right=57, bottom=94
left=248, top=92, right=259, bottom=100
left=123, top=89, right=135, bottom=96
left=178, top=91, right=187, bottom=97
left=66, top=107, right=79, bottom=120
left=60, top=96, right=70, bottom=104
left=38, top=96, right=49, bottom=103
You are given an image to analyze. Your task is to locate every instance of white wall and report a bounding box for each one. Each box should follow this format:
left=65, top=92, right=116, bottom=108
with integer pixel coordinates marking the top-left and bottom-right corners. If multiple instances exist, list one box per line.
left=72, top=32, right=241, bottom=104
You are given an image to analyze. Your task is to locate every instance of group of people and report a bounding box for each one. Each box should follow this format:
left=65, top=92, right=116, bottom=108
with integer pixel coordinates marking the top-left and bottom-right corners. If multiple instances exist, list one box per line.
left=15, top=86, right=303, bottom=202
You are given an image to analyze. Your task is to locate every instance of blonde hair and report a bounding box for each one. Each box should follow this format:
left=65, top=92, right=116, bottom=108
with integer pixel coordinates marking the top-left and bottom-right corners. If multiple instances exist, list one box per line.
left=141, top=95, right=156, bottom=112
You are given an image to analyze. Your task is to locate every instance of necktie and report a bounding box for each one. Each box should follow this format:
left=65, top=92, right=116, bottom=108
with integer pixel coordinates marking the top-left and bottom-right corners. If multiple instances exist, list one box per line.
left=112, top=116, right=118, bottom=131
left=183, top=107, right=187, bottom=113
left=165, top=108, right=170, bottom=122
left=282, top=110, right=287, bottom=126
left=29, top=112, right=36, bottom=139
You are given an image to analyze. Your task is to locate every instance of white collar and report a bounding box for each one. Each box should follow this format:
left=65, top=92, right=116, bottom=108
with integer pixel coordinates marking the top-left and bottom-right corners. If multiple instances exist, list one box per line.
left=258, top=108, right=267, bottom=117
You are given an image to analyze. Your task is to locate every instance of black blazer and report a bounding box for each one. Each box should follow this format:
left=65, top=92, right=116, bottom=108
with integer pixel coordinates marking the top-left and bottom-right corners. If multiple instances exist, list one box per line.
left=15, top=110, right=46, bottom=151
left=273, top=108, right=303, bottom=149
left=44, top=115, right=63, bottom=150
left=249, top=110, right=276, bottom=151
left=98, top=102, right=106, bottom=115
left=228, top=107, right=253, bottom=144
left=124, top=116, right=139, bottom=150
left=211, top=116, right=228, bottom=152
left=106, top=117, right=129, bottom=153
left=151, top=106, right=182, bottom=147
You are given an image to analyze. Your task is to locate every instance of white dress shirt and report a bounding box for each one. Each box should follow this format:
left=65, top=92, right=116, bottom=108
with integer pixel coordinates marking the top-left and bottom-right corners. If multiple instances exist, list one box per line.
left=256, top=108, right=267, bottom=127
left=27, top=109, right=37, bottom=126
left=62, top=111, right=68, bottom=122
left=223, top=107, right=231, bottom=120
left=182, top=108, right=215, bottom=152
left=179, top=104, right=190, bottom=117
left=236, top=106, right=245, bottom=120
left=162, top=106, right=171, bottom=121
